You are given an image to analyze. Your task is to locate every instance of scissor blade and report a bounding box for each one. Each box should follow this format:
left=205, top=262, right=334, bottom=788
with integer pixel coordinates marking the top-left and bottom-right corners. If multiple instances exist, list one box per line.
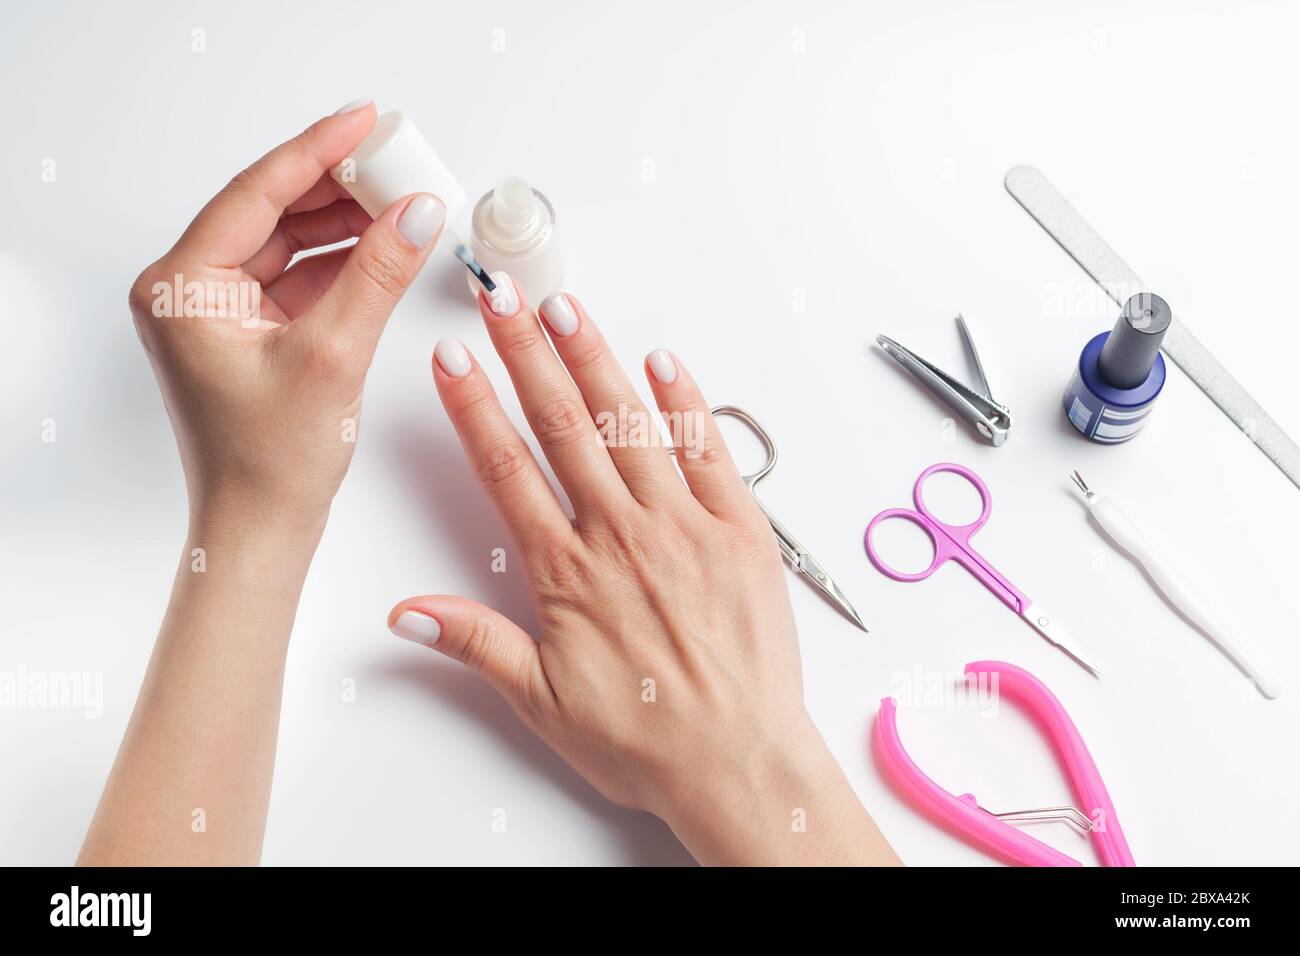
left=1022, top=604, right=1100, bottom=676
left=796, top=552, right=870, bottom=633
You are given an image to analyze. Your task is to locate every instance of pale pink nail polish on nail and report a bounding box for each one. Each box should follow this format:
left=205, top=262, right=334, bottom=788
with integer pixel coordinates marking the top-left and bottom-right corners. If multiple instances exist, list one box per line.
left=647, top=349, right=678, bottom=384
left=398, top=194, right=446, bottom=249
left=435, top=337, right=472, bottom=378
left=333, top=98, right=371, bottom=115
left=391, top=610, right=441, bottom=646
left=539, top=293, right=579, bottom=336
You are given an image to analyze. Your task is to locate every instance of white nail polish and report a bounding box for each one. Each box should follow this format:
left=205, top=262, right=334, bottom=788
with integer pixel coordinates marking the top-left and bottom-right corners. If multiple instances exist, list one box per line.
left=434, top=337, right=472, bottom=378
left=647, top=349, right=678, bottom=384
left=539, top=293, right=578, bottom=336
left=391, top=610, right=441, bottom=646
left=333, top=98, right=371, bottom=115
left=398, top=194, right=446, bottom=249
left=465, top=177, right=565, bottom=307
left=486, top=272, right=519, bottom=316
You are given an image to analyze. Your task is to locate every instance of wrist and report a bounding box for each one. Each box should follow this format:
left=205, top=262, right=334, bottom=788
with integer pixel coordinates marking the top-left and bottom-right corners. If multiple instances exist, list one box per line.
left=188, top=491, right=330, bottom=557
left=161, top=498, right=324, bottom=663
left=657, top=715, right=896, bottom=866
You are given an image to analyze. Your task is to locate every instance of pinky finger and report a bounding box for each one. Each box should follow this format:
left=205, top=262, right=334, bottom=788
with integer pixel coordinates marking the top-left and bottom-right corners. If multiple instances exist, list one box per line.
left=643, top=349, right=753, bottom=520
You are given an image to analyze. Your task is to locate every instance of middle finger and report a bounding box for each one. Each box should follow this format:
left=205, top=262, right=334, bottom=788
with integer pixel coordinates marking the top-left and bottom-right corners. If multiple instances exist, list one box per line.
left=477, top=274, right=632, bottom=521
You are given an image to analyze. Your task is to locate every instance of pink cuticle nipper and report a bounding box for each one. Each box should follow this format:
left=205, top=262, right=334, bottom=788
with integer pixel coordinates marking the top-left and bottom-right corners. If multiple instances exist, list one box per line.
left=875, top=660, right=1135, bottom=867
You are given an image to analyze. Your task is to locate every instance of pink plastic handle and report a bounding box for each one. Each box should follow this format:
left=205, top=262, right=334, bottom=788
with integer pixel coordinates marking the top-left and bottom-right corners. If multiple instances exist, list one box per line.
left=875, top=700, right=1081, bottom=867
left=967, top=661, right=1135, bottom=867
left=864, top=463, right=1030, bottom=613
left=874, top=660, right=1135, bottom=867
left=914, top=461, right=993, bottom=533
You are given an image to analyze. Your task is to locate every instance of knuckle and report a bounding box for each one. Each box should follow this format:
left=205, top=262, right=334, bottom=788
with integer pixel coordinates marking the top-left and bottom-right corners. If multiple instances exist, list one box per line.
left=680, top=431, right=725, bottom=466
left=562, top=339, right=607, bottom=375
left=735, top=511, right=779, bottom=554
left=531, top=539, right=591, bottom=596
left=498, top=320, right=546, bottom=355
left=355, top=245, right=411, bottom=298
left=287, top=129, right=314, bottom=157
left=445, top=384, right=497, bottom=422
left=226, top=167, right=258, bottom=195
left=303, top=330, right=357, bottom=377
left=473, top=441, right=529, bottom=487
left=531, top=397, right=589, bottom=447
left=596, top=511, right=663, bottom=576
left=457, top=618, right=496, bottom=673
left=128, top=264, right=164, bottom=317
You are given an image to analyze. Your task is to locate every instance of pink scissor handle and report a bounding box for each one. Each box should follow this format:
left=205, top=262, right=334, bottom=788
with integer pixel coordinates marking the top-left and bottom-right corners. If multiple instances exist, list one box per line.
left=875, top=661, right=1135, bottom=868
left=864, top=463, right=993, bottom=582
left=875, top=695, right=1080, bottom=867
left=913, top=462, right=992, bottom=542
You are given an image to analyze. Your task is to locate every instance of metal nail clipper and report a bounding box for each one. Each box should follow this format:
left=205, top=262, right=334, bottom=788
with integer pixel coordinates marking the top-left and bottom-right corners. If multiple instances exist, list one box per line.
left=876, top=315, right=1012, bottom=446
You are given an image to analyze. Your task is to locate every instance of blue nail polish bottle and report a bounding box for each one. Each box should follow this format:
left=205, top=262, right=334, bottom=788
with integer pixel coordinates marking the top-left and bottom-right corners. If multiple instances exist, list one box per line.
left=1063, top=293, right=1170, bottom=443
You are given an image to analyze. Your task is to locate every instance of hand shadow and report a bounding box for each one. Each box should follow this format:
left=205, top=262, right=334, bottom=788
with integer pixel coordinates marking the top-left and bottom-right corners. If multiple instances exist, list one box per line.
left=376, top=415, right=696, bottom=866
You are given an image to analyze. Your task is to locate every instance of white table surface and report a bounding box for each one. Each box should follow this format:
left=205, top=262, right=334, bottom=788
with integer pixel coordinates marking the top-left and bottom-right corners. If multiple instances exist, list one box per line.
left=2, top=0, right=1298, bottom=866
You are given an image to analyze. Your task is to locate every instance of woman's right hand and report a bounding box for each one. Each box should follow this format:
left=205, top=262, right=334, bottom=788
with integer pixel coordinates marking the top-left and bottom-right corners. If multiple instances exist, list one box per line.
left=389, top=278, right=898, bottom=866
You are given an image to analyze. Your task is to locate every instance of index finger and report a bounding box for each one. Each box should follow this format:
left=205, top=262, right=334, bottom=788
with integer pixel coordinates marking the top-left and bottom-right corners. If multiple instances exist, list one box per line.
left=173, top=101, right=377, bottom=268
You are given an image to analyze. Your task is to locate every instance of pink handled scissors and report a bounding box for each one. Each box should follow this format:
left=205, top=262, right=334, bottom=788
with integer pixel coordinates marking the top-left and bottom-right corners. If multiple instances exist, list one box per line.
left=865, top=462, right=1099, bottom=675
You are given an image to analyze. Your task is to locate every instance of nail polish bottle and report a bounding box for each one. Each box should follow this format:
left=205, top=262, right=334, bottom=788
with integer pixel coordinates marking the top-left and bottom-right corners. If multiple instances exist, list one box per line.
left=466, top=177, right=563, bottom=305
left=1063, top=292, right=1170, bottom=443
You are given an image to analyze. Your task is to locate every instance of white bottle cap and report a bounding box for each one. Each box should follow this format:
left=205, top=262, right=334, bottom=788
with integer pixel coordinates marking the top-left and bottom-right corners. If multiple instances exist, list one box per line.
left=330, top=111, right=468, bottom=229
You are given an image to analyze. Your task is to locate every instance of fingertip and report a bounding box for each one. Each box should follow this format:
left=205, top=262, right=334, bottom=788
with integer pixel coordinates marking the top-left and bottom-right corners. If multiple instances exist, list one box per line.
left=331, top=98, right=374, bottom=117
left=538, top=292, right=580, bottom=337
left=389, top=604, right=443, bottom=648
left=477, top=272, right=524, bottom=319
left=434, top=336, right=473, bottom=379
left=646, top=348, right=679, bottom=385
left=305, top=100, right=377, bottom=163
left=393, top=192, right=446, bottom=249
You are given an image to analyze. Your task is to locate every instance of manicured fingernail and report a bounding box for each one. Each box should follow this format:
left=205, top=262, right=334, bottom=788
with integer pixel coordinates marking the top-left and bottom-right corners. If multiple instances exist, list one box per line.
left=486, top=272, right=520, bottom=316
left=391, top=610, right=441, bottom=647
left=398, top=194, right=446, bottom=249
left=334, top=98, right=371, bottom=115
left=539, top=293, right=579, bottom=336
left=434, top=337, right=472, bottom=378
left=647, top=349, right=678, bottom=384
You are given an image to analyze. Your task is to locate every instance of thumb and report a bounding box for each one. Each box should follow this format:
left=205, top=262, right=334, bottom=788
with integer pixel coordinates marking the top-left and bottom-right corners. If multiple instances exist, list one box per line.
left=312, top=191, right=445, bottom=351
left=388, top=595, right=551, bottom=706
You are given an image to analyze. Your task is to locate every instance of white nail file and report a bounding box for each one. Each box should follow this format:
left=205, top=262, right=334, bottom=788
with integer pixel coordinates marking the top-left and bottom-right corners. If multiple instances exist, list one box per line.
left=1005, top=165, right=1300, bottom=490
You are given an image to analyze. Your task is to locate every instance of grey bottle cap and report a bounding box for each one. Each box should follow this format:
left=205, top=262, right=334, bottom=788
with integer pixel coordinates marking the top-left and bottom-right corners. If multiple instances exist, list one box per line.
left=1098, top=293, right=1172, bottom=390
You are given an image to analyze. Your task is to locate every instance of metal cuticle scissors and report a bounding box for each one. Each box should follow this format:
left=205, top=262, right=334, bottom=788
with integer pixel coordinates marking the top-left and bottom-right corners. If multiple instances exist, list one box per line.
left=864, top=462, right=1099, bottom=674
left=711, top=406, right=868, bottom=633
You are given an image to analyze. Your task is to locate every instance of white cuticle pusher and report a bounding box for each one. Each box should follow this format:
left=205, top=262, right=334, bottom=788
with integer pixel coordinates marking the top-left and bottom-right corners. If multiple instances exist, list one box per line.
left=1070, top=471, right=1280, bottom=700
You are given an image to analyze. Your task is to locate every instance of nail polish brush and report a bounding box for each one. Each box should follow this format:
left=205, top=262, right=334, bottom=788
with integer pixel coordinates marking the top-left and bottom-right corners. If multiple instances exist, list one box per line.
left=329, top=110, right=494, bottom=293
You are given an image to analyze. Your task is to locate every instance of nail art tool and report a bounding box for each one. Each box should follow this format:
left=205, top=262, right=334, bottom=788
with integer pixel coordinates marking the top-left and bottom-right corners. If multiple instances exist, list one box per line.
left=1069, top=471, right=1280, bottom=698
left=330, top=110, right=496, bottom=293
left=876, top=660, right=1135, bottom=867
left=1006, top=164, right=1300, bottom=488
left=865, top=463, right=1099, bottom=674
left=710, top=406, right=868, bottom=632
left=877, top=315, right=1012, bottom=446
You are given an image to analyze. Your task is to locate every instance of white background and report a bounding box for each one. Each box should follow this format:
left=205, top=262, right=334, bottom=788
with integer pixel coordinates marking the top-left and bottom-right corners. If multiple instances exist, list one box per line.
left=2, top=0, right=1298, bottom=866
